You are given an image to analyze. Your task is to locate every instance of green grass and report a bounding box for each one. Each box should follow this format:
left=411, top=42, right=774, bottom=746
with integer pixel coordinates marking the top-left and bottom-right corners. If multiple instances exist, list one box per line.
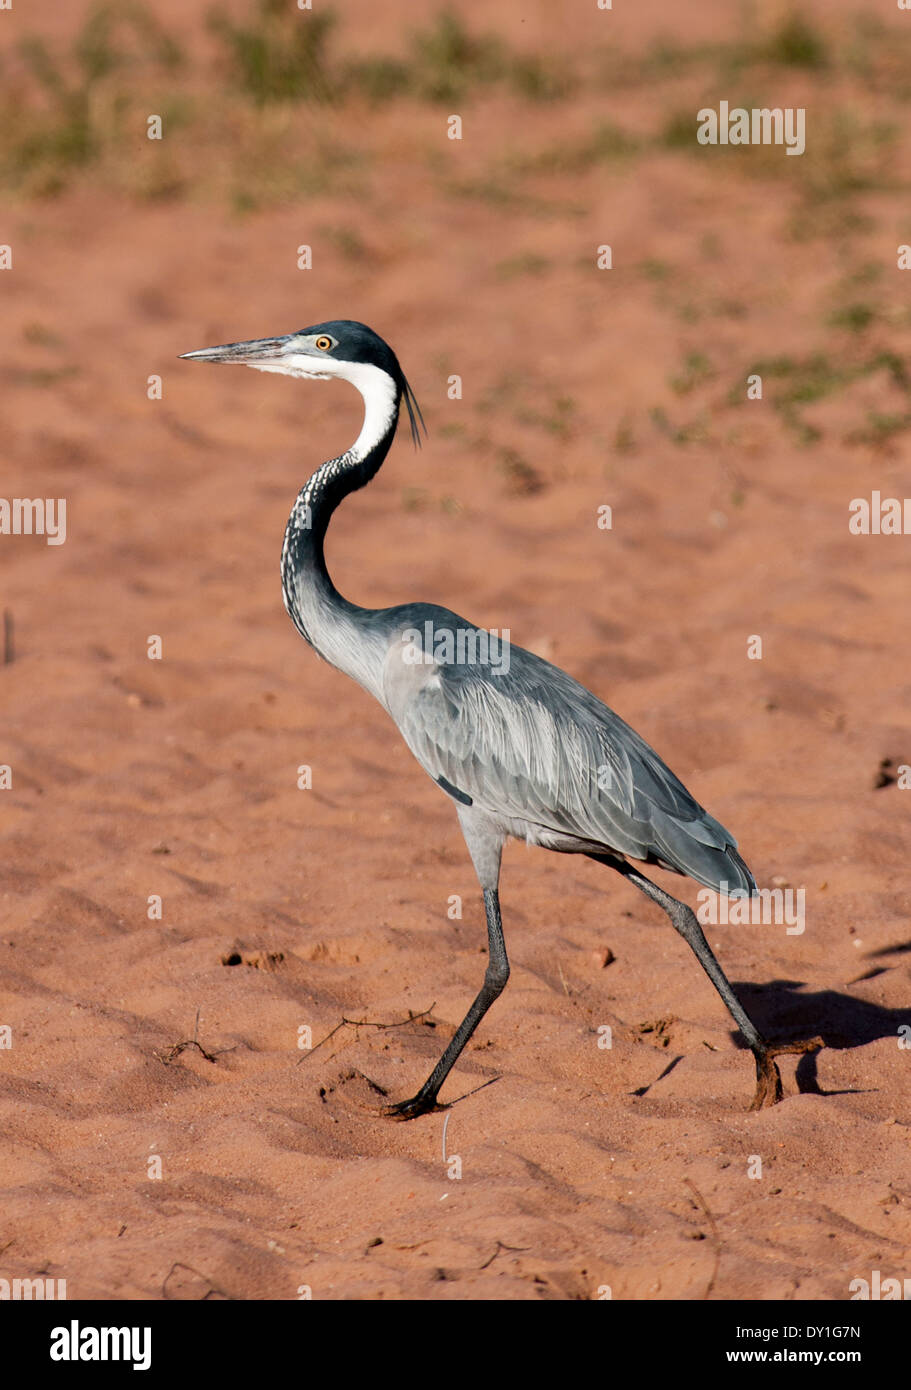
left=516, top=395, right=577, bottom=439
left=2, top=1, right=185, bottom=194
left=0, top=2, right=575, bottom=198
left=760, top=15, right=827, bottom=69
left=669, top=352, right=715, bottom=395
left=517, top=121, right=641, bottom=176
left=208, top=1, right=336, bottom=105
left=845, top=410, right=911, bottom=447
left=348, top=10, right=570, bottom=105
left=829, top=302, right=877, bottom=333
left=648, top=405, right=711, bottom=446
left=613, top=416, right=636, bottom=454
left=728, top=350, right=911, bottom=443
left=660, top=111, right=698, bottom=151
left=1, top=0, right=908, bottom=228
left=319, top=224, right=369, bottom=261
left=639, top=258, right=671, bottom=281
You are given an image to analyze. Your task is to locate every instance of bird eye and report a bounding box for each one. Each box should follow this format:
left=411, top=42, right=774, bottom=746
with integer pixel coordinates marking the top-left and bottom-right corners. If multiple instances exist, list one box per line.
left=314, top=335, right=333, bottom=351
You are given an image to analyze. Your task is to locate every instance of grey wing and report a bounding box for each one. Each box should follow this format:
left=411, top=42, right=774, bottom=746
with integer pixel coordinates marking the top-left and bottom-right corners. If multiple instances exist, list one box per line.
left=384, top=639, right=754, bottom=895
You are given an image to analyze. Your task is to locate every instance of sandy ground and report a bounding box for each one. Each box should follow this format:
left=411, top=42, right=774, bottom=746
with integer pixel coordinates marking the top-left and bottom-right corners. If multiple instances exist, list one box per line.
left=1, top=0, right=909, bottom=1299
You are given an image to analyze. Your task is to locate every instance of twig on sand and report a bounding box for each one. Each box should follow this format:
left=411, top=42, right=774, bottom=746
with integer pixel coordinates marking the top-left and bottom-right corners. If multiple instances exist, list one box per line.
left=162, top=1261, right=229, bottom=1301
left=478, top=1239, right=530, bottom=1271
left=684, top=1178, right=721, bottom=1300
left=297, top=1003, right=438, bottom=1065
left=155, top=1007, right=236, bottom=1066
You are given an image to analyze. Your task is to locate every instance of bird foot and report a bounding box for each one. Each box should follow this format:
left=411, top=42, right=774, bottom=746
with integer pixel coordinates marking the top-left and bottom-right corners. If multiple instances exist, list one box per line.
left=380, top=1093, right=447, bottom=1122
left=341, top=1069, right=446, bottom=1120
left=749, top=1036, right=825, bottom=1111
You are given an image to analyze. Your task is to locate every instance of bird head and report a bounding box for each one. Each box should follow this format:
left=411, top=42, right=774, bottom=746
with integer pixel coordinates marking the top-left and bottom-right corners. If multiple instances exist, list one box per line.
left=180, top=319, right=425, bottom=448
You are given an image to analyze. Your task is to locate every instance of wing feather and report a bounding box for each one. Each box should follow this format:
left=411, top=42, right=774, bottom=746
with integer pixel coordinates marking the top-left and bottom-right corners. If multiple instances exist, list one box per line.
left=384, top=624, right=753, bottom=893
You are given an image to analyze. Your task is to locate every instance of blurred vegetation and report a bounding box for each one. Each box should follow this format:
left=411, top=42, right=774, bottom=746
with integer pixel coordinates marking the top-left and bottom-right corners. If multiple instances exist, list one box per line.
left=2, top=1, right=908, bottom=202
left=669, top=352, right=716, bottom=396
left=3, top=1, right=184, bottom=196
left=726, top=351, right=911, bottom=447
left=208, top=0, right=336, bottom=105
left=759, top=14, right=827, bottom=69
left=349, top=9, right=571, bottom=104
left=0, top=1, right=580, bottom=203
left=4, top=1, right=911, bottom=448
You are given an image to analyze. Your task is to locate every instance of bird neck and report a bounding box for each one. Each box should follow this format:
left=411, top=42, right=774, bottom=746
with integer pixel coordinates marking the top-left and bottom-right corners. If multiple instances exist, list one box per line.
left=280, top=367, right=401, bottom=696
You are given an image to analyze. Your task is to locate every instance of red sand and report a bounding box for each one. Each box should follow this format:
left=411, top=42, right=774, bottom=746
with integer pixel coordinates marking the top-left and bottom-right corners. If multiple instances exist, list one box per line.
left=0, top=0, right=909, bottom=1299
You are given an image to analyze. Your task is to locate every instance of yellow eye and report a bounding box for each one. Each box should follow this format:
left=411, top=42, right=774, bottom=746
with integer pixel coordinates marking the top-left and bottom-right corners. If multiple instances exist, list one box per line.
left=314, top=335, right=332, bottom=351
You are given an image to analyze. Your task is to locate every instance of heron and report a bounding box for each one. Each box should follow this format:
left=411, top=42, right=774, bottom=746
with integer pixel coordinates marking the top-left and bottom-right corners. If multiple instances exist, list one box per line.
left=181, top=319, right=821, bottom=1119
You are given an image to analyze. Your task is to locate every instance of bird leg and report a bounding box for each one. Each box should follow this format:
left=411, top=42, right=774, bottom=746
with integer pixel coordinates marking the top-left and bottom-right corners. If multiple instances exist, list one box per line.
left=603, top=859, right=824, bottom=1109
left=749, top=1035, right=825, bottom=1110
left=381, top=887, right=509, bottom=1121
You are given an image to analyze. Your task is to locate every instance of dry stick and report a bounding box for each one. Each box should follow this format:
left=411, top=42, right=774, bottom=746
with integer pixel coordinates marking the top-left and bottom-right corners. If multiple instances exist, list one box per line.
left=354, top=1068, right=501, bottom=1114
left=478, top=1239, right=530, bottom=1271
left=446, top=1075, right=500, bottom=1107
left=162, top=1261, right=228, bottom=1301
left=303, top=1004, right=501, bottom=1113
left=304, top=1006, right=504, bottom=1117
left=298, top=1003, right=437, bottom=1065
left=156, top=1007, right=235, bottom=1065
left=3, top=610, right=13, bottom=666
left=684, top=1178, right=721, bottom=1300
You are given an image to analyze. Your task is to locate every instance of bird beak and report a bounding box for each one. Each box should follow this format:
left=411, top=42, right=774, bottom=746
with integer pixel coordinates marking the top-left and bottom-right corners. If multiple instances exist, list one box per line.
left=179, top=335, right=294, bottom=367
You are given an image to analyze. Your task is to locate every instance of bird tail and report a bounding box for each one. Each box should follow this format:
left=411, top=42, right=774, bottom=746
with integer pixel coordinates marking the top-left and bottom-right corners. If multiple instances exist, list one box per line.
left=648, top=806, right=757, bottom=896
left=721, top=845, right=757, bottom=895
left=669, top=838, right=757, bottom=896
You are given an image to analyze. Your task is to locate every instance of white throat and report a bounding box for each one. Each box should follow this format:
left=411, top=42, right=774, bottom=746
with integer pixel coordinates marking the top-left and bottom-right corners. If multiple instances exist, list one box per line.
left=249, top=356, right=398, bottom=460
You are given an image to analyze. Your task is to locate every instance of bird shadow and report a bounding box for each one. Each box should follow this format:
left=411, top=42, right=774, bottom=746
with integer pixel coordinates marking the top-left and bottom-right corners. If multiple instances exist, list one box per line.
left=731, top=977, right=911, bottom=1097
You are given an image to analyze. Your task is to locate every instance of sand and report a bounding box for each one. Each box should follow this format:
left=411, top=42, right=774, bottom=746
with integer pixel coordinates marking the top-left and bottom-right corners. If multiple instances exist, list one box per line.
left=0, top=0, right=909, bottom=1300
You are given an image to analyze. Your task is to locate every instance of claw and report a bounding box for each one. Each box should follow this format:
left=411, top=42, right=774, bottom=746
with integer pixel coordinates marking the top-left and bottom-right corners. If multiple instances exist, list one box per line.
left=380, top=1094, right=447, bottom=1121
left=749, top=1036, right=825, bottom=1110
left=340, top=1069, right=446, bottom=1120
